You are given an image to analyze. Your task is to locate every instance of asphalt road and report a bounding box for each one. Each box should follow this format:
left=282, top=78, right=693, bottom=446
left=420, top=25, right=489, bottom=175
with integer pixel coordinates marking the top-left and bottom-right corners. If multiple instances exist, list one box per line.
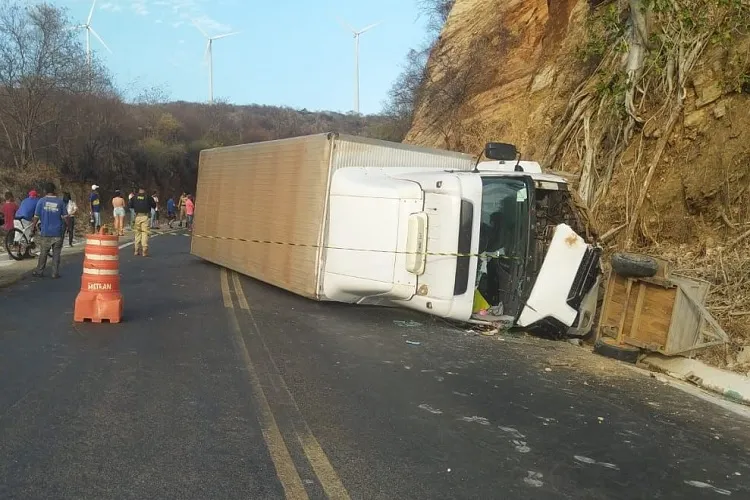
left=1, top=232, right=749, bottom=499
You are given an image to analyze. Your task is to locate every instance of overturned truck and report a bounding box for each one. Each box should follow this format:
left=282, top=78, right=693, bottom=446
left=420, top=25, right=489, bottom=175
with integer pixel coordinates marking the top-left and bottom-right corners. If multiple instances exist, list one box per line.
left=191, top=133, right=601, bottom=337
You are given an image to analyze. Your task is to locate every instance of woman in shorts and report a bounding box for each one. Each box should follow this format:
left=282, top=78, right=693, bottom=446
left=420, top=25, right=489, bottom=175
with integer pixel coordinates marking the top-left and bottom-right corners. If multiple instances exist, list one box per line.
left=112, top=190, right=127, bottom=236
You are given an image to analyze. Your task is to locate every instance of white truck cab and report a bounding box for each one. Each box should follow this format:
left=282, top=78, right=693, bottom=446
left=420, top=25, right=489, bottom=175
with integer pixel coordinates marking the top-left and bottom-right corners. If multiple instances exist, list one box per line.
left=322, top=142, right=602, bottom=339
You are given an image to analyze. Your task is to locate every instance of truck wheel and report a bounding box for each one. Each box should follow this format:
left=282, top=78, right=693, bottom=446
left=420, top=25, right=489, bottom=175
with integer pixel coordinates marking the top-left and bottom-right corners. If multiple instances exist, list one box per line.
left=611, top=252, right=658, bottom=278
left=593, top=337, right=641, bottom=364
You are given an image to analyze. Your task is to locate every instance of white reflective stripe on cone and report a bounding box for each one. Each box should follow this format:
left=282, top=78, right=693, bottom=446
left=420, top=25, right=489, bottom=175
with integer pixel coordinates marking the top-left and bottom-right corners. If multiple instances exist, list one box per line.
left=85, top=254, right=119, bottom=261
left=85, top=239, right=119, bottom=247
left=83, top=268, right=119, bottom=276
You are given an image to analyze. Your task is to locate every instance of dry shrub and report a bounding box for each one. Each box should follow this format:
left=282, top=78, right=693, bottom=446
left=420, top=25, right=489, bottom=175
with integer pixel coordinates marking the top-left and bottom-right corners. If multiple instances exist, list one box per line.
left=0, top=164, right=62, bottom=196
left=655, top=242, right=750, bottom=370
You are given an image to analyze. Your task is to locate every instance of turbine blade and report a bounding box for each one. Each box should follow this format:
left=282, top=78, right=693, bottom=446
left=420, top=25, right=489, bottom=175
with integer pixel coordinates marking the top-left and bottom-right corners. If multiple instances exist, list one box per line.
left=204, top=40, right=211, bottom=62
left=87, top=0, right=97, bottom=24
left=192, top=20, right=209, bottom=38
left=89, top=27, right=112, bottom=53
left=335, top=16, right=356, bottom=33
left=211, top=31, right=240, bottom=40
left=357, top=22, right=381, bottom=35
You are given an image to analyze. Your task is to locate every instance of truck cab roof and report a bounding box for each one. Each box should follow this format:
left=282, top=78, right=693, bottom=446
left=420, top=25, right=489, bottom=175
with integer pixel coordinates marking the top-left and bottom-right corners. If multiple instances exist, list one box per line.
left=472, top=160, right=569, bottom=185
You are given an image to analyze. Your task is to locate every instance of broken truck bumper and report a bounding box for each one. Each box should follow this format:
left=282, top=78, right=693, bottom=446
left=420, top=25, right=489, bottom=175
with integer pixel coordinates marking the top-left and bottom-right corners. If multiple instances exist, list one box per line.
left=516, top=224, right=602, bottom=338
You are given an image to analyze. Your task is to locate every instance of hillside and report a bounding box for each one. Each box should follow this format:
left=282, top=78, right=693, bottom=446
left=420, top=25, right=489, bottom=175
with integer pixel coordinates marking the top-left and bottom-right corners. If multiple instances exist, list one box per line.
left=405, top=0, right=750, bottom=369
left=0, top=2, right=391, bottom=205
left=0, top=95, right=387, bottom=202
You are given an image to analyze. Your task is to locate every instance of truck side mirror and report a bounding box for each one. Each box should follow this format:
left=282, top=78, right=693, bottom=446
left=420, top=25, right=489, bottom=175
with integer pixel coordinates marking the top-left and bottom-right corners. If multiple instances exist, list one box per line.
left=484, top=142, right=518, bottom=161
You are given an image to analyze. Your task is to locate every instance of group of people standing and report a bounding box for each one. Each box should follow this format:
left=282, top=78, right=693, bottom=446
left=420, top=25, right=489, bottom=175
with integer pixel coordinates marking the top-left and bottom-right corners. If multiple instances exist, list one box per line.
left=87, top=185, right=196, bottom=235
left=178, top=192, right=196, bottom=229
left=125, top=188, right=195, bottom=257
left=2, top=184, right=196, bottom=271
left=3, top=189, right=78, bottom=248
left=1, top=183, right=73, bottom=278
left=89, top=184, right=138, bottom=236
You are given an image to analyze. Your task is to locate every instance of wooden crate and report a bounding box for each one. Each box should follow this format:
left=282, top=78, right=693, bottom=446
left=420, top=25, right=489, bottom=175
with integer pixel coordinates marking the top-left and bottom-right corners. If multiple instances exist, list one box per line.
left=597, top=269, right=714, bottom=356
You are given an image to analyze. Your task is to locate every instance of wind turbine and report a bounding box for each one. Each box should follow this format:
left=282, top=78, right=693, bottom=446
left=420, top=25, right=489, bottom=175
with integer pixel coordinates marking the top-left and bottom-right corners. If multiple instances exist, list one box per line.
left=193, top=21, right=240, bottom=104
left=73, top=0, right=112, bottom=71
left=338, top=18, right=381, bottom=114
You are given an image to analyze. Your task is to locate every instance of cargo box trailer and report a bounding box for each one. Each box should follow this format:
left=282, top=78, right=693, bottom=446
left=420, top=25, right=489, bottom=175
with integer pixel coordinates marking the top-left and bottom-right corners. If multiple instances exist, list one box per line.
left=191, top=132, right=601, bottom=338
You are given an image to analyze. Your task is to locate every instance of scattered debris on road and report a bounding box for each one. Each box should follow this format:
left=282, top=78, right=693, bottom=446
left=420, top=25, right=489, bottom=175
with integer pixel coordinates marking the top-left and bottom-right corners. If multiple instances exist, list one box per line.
left=418, top=403, right=442, bottom=414
left=394, top=320, right=422, bottom=328
left=574, top=455, right=620, bottom=470
left=523, top=471, right=544, bottom=488
left=458, top=416, right=490, bottom=426
left=683, top=480, right=732, bottom=496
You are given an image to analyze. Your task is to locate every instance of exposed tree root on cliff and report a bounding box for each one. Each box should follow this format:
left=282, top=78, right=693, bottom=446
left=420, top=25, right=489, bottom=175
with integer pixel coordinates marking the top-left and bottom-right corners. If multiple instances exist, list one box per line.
left=546, top=0, right=748, bottom=248
left=541, top=0, right=750, bottom=370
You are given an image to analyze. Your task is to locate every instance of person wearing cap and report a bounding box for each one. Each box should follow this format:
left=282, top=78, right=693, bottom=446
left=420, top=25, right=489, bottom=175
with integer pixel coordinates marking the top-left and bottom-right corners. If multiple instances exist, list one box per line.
left=90, top=184, right=101, bottom=232
left=129, top=187, right=156, bottom=256
left=13, top=189, right=40, bottom=246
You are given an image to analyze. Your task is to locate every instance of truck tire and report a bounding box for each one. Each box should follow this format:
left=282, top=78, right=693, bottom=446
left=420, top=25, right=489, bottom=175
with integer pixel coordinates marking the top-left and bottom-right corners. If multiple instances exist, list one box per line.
left=593, top=337, right=641, bottom=364
left=611, top=252, right=658, bottom=278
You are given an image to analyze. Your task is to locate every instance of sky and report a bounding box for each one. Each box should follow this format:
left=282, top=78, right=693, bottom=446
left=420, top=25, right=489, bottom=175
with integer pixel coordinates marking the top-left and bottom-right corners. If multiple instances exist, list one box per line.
left=55, top=0, right=430, bottom=114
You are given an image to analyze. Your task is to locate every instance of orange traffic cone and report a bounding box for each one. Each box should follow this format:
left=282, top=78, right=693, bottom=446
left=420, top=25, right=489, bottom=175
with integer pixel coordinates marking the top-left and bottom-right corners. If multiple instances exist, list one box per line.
left=73, top=227, right=123, bottom=323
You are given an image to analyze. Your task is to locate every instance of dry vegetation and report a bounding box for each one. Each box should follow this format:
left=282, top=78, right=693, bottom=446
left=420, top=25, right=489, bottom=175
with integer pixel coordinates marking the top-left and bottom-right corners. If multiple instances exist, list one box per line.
left=555, top=0, right=750, bottom=369
left=0, top=1, right=389, bottom=204
left=548, top=0, right=750, bottom=246
left=381, top=1, right=458, bottom=143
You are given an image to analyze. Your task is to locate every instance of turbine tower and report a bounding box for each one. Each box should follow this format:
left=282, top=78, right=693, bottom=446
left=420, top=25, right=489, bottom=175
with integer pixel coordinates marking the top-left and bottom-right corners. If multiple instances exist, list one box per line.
left=193, top=22, right=240, bottom=104
left=338, top=18, right=380, bottom=114
left=74, top=0, right=112, bottom=71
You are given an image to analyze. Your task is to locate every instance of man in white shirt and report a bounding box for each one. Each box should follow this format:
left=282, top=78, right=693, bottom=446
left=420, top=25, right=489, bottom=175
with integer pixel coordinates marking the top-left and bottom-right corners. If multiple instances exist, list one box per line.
left=128, top=190, right=135, bottom=229
left=62, top=192, right=78, bottom=246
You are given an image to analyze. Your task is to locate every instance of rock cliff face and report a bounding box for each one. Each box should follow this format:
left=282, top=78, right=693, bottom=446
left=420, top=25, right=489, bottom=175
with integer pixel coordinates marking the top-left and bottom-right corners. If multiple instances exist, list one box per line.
left=406, top=0, right=587, bottom=157
left=406, top=0, right=750, bottom=368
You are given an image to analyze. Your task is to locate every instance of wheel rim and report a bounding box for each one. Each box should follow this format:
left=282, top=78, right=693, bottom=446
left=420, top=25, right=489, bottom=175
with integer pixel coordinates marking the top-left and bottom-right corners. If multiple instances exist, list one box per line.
left=5, top=230, right=29, bottom=260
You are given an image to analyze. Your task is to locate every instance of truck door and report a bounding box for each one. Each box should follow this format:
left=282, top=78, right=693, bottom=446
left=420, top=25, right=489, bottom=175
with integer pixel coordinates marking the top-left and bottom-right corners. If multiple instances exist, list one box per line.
left=395, top=172, right=483, bottom=321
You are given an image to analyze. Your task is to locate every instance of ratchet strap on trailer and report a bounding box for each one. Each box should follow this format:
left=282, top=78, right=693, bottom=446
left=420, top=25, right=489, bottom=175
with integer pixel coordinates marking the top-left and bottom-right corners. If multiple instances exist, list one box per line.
left=191, top=233, right=520, bottom=261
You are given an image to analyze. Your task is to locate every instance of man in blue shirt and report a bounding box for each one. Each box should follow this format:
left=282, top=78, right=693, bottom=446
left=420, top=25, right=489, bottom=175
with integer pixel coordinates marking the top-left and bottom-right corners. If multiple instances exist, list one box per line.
left=90, top=184, right=101, bottom=232
left=31, top=183, right=68, bottom=279
left=166, top=196, right=176, bottom=227
left=13, top=189, right=39, bottom=246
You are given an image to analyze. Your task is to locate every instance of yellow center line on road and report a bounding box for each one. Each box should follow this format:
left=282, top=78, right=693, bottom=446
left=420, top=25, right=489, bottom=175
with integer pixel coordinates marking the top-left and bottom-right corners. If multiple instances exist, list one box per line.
left=231, top=269, right=282, bottom=392
left=230, top=272, right=251, bottom=311
left=220, top=268, right=309, bottom=500
left=220, top=267, right=233, bottom=309
left=230, top=271, right=352, bottom=500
